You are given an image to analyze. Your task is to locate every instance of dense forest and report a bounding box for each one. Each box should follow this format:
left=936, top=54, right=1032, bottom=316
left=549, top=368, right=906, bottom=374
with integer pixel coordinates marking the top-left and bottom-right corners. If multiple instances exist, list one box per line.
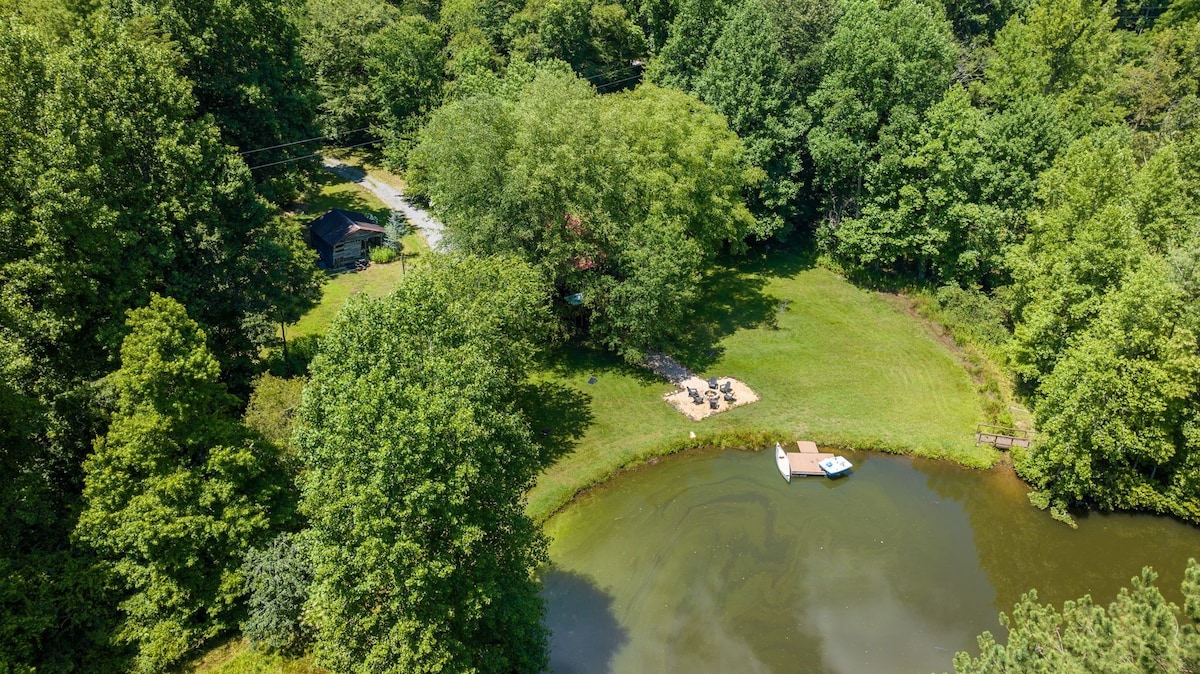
left=4, top=0, right=1200, bottom=671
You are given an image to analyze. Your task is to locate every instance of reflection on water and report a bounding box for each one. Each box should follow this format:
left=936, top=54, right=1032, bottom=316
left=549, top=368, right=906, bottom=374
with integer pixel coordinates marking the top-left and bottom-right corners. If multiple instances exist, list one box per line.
left=542, top=449, right=1200, bottom=673
left=911, top=455, right=1200, bottom=611
left=541, top=569, right=629, bottom=674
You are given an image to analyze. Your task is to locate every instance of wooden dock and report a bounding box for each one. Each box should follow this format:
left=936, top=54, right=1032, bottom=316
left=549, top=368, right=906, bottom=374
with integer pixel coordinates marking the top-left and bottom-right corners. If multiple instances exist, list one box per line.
left=787, top=441, right=835, bottom=476
left=975, top=424, right=1033, bottom=449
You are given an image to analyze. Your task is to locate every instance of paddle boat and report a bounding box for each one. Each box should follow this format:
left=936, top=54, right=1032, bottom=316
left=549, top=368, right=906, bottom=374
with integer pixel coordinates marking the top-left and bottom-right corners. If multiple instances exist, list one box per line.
left=775, top=442, right=791, bottom=483
left=818, top=455, right=853, bottom=477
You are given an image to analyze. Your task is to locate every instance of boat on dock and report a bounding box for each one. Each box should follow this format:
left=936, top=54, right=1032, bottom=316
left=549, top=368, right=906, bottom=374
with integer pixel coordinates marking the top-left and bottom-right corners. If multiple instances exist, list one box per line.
left=776, top=440, right=853, bottom=480
left=775, top=443, right=791, bottom=483
left=818, top=455, right=853, bottom=477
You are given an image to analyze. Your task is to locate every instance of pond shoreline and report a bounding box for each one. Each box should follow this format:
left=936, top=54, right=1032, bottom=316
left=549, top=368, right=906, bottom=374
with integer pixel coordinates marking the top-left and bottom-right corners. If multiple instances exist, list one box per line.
left=530, top=429, right=1011, bottom=524
left=540, top=448, right=1200, bottom=674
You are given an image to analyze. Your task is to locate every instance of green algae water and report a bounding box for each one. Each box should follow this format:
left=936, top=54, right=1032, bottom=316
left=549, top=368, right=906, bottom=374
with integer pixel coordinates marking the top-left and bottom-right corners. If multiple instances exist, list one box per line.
left=541, top=449, right=1200, bottom=673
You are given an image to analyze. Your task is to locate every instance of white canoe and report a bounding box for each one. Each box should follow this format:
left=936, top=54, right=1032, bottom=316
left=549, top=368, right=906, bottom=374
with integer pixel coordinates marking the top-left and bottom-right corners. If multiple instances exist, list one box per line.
left=775, top=442, right=791, bottom=483
left=819, top=455, right=853, bottom=477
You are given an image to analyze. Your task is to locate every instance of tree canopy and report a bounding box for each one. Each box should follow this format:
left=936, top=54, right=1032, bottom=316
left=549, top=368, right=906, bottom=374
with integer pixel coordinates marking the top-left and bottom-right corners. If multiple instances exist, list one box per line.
left=0, top=12, right=319, bottom=670
left=299, top=0, right=446, bottom=164
left=296, top=255, right=551, bottom=673
left=106, top=0, right=322, bottom=201
left=409, top=65, right=758, bottom=359
left=955, top=561, right=1200, bottom=673
left=75, top=296, right=289, bottom=671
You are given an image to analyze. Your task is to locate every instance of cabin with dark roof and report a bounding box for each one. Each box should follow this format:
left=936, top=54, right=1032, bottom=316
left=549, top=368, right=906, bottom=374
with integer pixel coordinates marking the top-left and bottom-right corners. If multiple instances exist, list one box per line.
left=307, top=209, right=386, bottom=269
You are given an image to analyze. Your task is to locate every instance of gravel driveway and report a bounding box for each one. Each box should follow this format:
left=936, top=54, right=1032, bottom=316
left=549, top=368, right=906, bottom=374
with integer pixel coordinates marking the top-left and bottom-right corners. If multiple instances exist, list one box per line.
left=321, top=157, right=449, bottom=252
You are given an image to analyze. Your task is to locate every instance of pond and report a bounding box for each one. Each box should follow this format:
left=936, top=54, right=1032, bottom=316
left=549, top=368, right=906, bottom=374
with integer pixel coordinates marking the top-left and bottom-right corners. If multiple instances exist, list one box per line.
left=541, top=449, right=1200, bottom=673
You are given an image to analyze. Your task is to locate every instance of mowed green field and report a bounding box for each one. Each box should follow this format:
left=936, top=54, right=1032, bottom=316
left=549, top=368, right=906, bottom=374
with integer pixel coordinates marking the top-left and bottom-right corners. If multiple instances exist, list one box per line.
left=201, top=248, right=991, bottom=673
left=525, top=251, right=993, bottom=521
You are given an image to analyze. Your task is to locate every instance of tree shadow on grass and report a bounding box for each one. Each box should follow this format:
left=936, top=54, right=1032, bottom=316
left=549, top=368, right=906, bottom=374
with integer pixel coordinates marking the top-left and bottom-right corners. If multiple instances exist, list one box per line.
left=326, top=162, right=367, bottom=182
left=540, top=567, right=630, bottom=674
left=265, top=333, right=322, bottom=378
left=515, top=380, right=595, bottom=469
left=296, top=171, right=390, bottom=223
left=537, top=245, right=818, bottom=384
left=669, top=245, right=817, bottom=373
left=539, top=341, right=669, bottom=386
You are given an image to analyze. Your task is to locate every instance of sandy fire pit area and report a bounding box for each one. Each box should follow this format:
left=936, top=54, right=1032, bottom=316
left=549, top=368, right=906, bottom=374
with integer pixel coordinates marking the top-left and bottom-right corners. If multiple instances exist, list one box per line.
left=664, top=377, right=759, bottom=421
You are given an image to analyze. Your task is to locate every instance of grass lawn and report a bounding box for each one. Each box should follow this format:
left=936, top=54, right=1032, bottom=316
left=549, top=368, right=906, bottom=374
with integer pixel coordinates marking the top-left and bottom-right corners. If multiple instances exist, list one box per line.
left=189, top=640, right=324, bottom=674
left=524, top=249, right=994, bottom=521
left=200, top=248, right=993, bottom=672
left=322, top=147, right=407, bottom=191
left=285, top=172, right=431, bottom=341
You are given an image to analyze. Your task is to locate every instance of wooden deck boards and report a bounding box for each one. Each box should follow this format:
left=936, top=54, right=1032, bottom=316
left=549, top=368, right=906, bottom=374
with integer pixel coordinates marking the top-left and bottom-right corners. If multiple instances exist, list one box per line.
left=975, top=433, right=1031, bottom=449
left=795, top=441, right=819, bottom=454
left=787, top=451, right=835, bottom=476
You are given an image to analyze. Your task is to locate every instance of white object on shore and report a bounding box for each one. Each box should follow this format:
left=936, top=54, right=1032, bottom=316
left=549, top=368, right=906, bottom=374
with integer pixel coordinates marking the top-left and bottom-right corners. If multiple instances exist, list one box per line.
left=775, top=443, right=791, bottom=483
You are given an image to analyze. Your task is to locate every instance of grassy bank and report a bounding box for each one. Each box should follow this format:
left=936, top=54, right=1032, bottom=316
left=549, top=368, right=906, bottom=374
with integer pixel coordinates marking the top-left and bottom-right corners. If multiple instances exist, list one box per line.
left=525, top=250, right=993, bottom=522
left=198, top=249, right=993, bottom=672
left=189, top=639, right=323, bottom=673
left=282, top=237, right=994, bottom=522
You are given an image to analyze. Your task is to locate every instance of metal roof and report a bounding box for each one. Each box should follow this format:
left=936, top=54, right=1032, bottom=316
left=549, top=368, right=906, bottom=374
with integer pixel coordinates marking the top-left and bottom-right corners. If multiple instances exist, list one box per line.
left=308, top=209, right=385, bottom=246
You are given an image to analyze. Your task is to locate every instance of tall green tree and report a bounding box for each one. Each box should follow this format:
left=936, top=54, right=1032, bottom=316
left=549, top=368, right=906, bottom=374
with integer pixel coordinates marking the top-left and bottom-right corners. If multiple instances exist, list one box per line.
left=1022, top=256, right=1200, bottom=520
left=691, top=0, right=837, bottom=237
left=300, top=0, right=446, bottom=159
left=1008, top=129, right=1200, bottom=521
left=0, top=19, right=304, bottom=666
left=830, top=85, right=1069, bottom=285
left=807, top=0, right=958, bottom=221
left=75, top=296, right=289, bottom=672
left=241, top=532, right=314, bottom=655
left=301, top=0, right=399, bottom=134
left=980, top=0, right=1125, bottom=130
left=832, top=87, right=1003, bottom=282
left=1008, top=127, right=1144, bottom=387
left=506, top=0, right=648, bottom=86
left=939, top=0, right=1029, bottom=43
left=106, top=0, right=321, bottom=201
left=0, top=302, right=123, bottom=672
left=1162, top=0, right=1200, bottom=28
left=1122, top=16, right=1200, bottom=135
left=409, top=66, right=758, bottom=359
left=297, top=256, right=551, bottom=673
left=0, top=0, right=94, bottom=39
left=0, top=18, right=318, bottom=668
left=955, top=562, right=1200, bottom=673
left=3, top=16, right=320, bottom=386
left=644, top=0, right=740, bottom=90
left=370, top=13, right=446, bottom=165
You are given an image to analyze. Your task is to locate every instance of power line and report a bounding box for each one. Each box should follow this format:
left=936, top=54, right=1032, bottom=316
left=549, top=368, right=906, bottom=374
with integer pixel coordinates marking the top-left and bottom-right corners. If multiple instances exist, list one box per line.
left=582, top=63, right=641, bottom=83
left=595, top=72, right=644, bottom=90
left=238, top=127, right=371, bottom=156
left=246, top=138, right=382, bottom=170
left=242, top=64, right=643, bottom=165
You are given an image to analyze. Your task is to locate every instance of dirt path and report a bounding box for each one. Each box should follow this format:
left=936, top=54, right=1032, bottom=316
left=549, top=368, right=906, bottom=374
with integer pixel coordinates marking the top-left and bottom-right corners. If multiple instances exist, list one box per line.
left=321, top=157, right=449, bottom=252
left=643, top=351, right=694, bottom=385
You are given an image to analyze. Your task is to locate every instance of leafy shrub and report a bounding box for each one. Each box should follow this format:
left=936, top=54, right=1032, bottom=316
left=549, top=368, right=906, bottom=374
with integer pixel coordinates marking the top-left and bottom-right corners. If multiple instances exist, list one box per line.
left=242, top=533, right=313, bottom=655
left=931, top=284, right=1010, bottom=347
left=369, top=246, right=397, bottom=264
left=243, top=375, right=305, bottom=466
